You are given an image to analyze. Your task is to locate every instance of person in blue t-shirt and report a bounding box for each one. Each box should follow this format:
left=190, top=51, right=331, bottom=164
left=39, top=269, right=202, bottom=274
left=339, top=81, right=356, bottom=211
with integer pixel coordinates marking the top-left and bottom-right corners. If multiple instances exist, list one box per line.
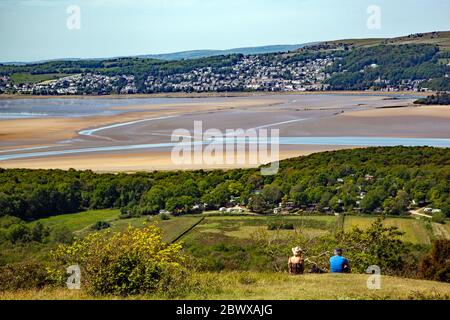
left=330, top=248, right=350, bottom=273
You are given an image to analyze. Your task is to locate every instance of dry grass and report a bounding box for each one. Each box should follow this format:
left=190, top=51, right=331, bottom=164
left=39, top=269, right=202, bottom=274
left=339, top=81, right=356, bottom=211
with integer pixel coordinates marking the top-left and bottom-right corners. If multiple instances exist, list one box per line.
left=1, top=273, right=449, bottom=300
left=206, top=273, right=450, bottom=300
left=344, top=216, right=431, bottom=244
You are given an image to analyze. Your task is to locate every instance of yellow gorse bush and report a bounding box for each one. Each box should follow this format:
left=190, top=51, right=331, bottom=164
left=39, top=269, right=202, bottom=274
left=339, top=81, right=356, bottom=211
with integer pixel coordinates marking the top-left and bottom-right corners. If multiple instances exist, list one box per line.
left=50, top=224, right=186, bottom=296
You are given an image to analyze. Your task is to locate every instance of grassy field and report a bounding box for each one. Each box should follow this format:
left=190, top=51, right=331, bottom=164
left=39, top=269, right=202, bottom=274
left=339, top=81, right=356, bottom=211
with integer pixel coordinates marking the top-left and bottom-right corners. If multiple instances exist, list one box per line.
left=30, top=209, right=119, bottom=233
left=185, top=215, right=336, bottom=242
left=1, top=273, right=449, bottom=300
left=30, top=211, right=445, bottom=245
left=343, top=216, right=434, bottom=244
left=184, top=214, right=446, bottom=245
left=31, top=210, right=203, bottom=243
left=10, top=72, right=70, bottom=84
left=109, top=215, right=203, bottom=243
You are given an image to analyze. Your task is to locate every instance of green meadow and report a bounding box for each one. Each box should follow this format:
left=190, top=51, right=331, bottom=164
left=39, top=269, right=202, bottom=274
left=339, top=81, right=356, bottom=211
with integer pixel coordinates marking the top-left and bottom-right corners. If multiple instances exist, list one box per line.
left=31, top=209, right=203, bottom=243
left=10, top=73, right=69, bottom=84
left=343, top=216, right=440, bottom=245
left=30, top=210, right=446, bottom=246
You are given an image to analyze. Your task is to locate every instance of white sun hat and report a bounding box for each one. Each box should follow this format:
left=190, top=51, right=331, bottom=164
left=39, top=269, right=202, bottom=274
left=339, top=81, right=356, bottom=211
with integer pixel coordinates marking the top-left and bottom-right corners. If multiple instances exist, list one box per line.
left=292, top=247, right=303, bottom=256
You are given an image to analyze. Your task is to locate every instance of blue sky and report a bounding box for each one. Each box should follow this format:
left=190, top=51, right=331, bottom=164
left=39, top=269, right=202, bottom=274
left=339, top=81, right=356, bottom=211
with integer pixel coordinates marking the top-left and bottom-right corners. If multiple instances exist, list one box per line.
left=0, top=0, right=449, bottom=62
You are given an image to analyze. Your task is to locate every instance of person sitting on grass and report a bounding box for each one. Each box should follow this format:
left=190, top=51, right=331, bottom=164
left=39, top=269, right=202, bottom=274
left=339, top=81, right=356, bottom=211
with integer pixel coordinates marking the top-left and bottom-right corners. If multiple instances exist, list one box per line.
left=330, top=248, right=350, bottom=273
left=288, top=247, right=305, bottom=275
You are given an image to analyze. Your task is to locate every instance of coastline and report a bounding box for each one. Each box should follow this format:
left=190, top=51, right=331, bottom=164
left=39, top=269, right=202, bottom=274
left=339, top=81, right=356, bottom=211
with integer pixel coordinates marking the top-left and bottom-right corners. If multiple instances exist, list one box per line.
left=0, top=90, right=431, bottom=100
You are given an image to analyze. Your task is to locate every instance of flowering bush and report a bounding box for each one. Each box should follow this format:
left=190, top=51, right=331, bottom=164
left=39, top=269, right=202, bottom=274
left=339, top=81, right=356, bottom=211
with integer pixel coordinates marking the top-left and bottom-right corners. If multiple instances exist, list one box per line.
left=50, top=224, right=186, bottom=295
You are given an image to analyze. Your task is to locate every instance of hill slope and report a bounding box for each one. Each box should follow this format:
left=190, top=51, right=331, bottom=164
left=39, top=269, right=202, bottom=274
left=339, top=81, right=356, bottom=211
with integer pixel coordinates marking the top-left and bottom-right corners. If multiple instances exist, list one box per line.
left=2, top=44, right=312, bottom=65
left=139, top=44, right=313, bottom=60
left=322, top=31, right=450, bottom=50
left=1, top=273, right=449, bottom=300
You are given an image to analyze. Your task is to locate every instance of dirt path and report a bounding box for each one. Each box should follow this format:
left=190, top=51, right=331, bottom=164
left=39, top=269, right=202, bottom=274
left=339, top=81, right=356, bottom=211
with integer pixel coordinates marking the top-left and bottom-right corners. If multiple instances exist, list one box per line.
left=409, top=209, right=432, bottom=219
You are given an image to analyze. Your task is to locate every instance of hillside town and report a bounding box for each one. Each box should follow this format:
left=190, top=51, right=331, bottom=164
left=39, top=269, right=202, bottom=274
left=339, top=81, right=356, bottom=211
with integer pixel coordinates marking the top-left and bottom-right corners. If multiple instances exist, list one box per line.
left=0, top=53, right=335, bottom=94
left=0, top=46, right=445, bottom=94
left=143, top=54, right=333, bottom=92
left=0, top=74, right=138, bottom=95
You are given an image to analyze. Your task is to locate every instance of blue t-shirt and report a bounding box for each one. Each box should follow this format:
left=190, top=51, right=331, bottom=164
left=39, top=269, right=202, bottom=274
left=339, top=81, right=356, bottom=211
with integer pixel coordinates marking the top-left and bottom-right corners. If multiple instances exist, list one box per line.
left=330, top=255, right=349, bottom=273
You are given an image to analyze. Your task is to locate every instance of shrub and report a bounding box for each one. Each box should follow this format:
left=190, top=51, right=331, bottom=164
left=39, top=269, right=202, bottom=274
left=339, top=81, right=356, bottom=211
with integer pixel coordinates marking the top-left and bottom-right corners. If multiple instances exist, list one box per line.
left=419, top=239, right=450, bottom=283
left=31, top=222, right=50, bottom=242
left=159, top=213, right=170, bottom=221
left=49, top=226, right=74, bottom=244
left=334, top=218, right=408, bottom=274
left=0, top=220, right=49, bottom=244
left=267, top=220, right=294, bottom=230
left=431, top=212, right=446, bottom=224
left=0, top=261, right=50, bottom=291
left=50, top=224, right=186, bottom=295
left=120, top=205, right=158, bottom=219
left=0, top=216, right=23, bottom=229
left=91, top=221, right=111, bottom=231
left=6, top=223, right=32, bottom=243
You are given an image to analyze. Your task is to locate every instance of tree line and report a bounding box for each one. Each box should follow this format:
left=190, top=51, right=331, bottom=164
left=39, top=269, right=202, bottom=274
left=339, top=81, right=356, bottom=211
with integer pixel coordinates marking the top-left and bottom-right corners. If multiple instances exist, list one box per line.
left=415, top=92, right=450, bottom=105
left=0, top=55, right=242, bottom=81
left=0, top=147, right=449, bottom=221
left=326, top=44, right=449, bottom=91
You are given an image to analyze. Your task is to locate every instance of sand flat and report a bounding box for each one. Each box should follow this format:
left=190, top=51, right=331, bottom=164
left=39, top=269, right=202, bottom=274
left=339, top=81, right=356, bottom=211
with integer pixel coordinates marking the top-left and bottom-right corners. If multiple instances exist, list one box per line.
left=1, top=94, right=449, bottom=171
left=0, top=98, right=279, bottom=144
left=281, top=105, right=450, bottom=139
left=109, top=99, right=284, bottom=111
left=0, top=146, right=352, bottom=172
left=345, top=105, right=450, bottom=119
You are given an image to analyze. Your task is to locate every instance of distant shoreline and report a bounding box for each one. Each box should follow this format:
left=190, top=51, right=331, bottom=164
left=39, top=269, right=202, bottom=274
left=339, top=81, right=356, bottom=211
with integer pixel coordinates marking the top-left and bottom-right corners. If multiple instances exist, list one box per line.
left=0, top=90, right=430, bottom=100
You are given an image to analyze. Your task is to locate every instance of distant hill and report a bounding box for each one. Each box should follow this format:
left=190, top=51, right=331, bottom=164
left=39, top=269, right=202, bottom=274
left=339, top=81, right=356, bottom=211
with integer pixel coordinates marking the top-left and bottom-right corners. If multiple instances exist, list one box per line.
left=3, top=31, right=450, bottom=65
left=138, top=44, right=314, bottom=61
left=1, top=44, right=313, bottom=65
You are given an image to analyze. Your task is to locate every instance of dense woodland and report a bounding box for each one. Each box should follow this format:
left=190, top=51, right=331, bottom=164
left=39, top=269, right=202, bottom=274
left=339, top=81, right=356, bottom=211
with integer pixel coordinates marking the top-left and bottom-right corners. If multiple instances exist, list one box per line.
left=325, top=44, right=449, bottom=90
left=0, top=55, right=243, bottom=77
left=415, top=92, right=450, bottom=105
left=1, top=147, right=449, bottom=222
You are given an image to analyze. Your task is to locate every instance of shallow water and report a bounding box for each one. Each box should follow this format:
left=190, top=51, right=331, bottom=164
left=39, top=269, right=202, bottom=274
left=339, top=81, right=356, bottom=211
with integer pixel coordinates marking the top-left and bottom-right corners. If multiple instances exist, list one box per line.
left=1, top=136, right=449, bottom=161
left=0, top=97, right=233, bottom=119
left=0, top=94, right=418, bottom=119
